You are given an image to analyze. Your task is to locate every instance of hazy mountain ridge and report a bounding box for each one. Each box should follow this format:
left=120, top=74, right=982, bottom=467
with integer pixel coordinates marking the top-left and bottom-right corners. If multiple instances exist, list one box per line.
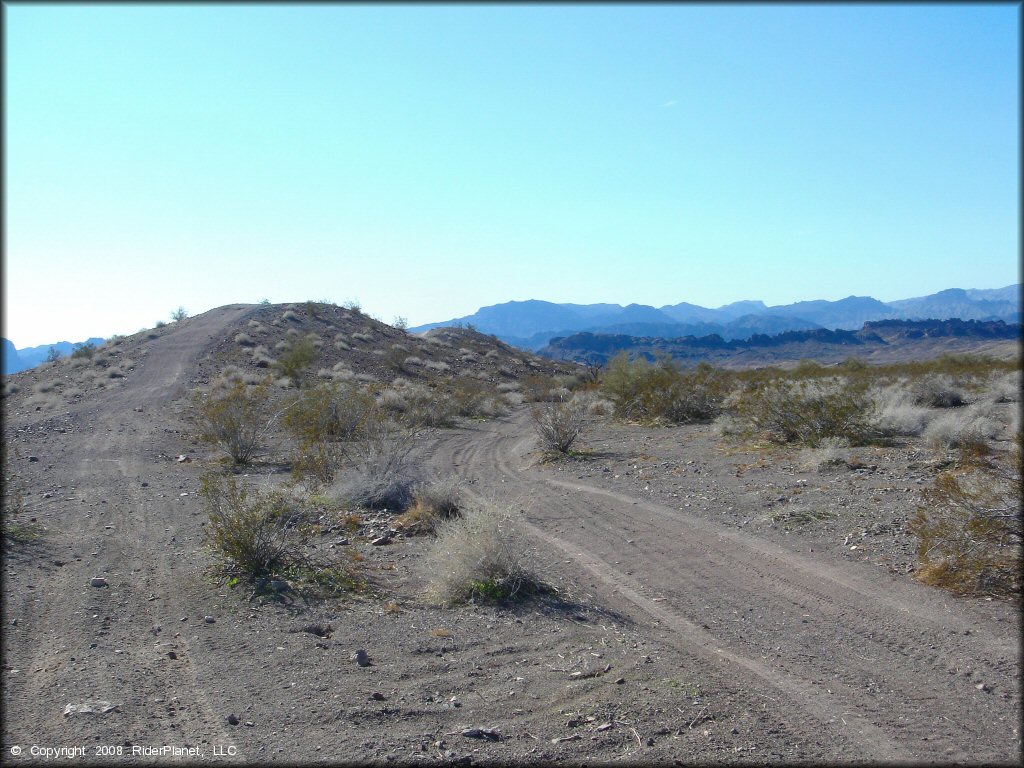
left=540, top=318, right=1022, bottom=368
left=409, top=285, right=1020, bottom=351
left=2, top=337, right=106, bottom=375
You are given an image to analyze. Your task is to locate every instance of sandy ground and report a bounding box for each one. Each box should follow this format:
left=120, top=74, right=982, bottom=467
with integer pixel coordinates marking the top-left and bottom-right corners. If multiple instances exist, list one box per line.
left=2, top=306, right=1020, bottom=765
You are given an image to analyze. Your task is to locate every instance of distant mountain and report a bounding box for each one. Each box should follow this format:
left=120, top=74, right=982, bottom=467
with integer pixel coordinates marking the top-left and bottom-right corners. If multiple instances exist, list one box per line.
left=541, top=318, right=1022, bottom=368
left=409, top=284, right=1020, bottom=352
left=2, top=339, right=22, bottom=375
left=2, top=337, right=106, bottom=375
left=887, top=288, right=1020, bottom=323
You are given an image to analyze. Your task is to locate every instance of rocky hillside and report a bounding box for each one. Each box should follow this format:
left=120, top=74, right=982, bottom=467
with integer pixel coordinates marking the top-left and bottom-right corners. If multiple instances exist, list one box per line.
left=1, top=302, right=580, bottom=416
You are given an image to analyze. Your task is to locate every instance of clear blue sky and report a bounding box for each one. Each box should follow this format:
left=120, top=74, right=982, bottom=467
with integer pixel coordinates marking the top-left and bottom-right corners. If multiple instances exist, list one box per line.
left=4, top=3, right=1019, bottom=347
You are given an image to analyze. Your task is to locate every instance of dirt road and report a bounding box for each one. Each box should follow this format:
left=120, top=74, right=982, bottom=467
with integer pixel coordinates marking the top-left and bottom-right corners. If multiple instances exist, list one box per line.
left=423, top=414, right=1022, bottom=764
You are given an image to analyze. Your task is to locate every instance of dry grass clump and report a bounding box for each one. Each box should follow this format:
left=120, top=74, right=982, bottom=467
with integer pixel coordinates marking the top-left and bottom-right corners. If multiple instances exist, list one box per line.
left=870, top=382, right=933, bottom=437
left=328, top=422, right=420, bottom=510
left=532, top=399, right=587, bottom=455
left=281, top=310, right=299, bottom=322
left=334, top=338, right=351, bottom=351
left=352, top=331, right=374, bottom=343
left=923, top=407, right=999, bottom=451
left=496, top=382, right=521, bottom=393
left=423, top=360, right=450, bottom=372
left=421, top=501, right=543, bottom=605
left=909, top=440, right=1021, bottom=596
left=235, top=332, right=256, bottom=347
left=986, top=370, right=1021, bottom=404
left=251, top=345, right=275, bottom=368
left=572, top=390, right=614, bottom=416
left=247, top=319, right=264, bottom=330
left=394, top=477, right=465, bottom=534
left=797, top=436, right=852, bottom=471
left=912, top=374, right=969, bottom=408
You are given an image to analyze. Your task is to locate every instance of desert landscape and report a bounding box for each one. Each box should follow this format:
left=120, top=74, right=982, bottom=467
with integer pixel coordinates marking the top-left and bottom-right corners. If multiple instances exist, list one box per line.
left=2, top=302, right=1020, bottom=765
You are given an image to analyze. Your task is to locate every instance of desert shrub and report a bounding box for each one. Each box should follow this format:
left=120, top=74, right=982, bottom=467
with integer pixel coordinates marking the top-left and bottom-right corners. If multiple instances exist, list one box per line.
left=986, top=370, right=1021, bottom=404
left=395, top=476, right=465, bottom=534
left=282, top=309, right=299, bottom=322
left=247, top=319, right=263, bottom=330
left=424, top=360, right=450, bottom=372
left=2, top=468, right=44, bottom=546
left=522, top=374, right=557, bottom=402
left=503, top=391, right=525, bottom=406
left=284, top=382, right=380, bottom=485
left=201, top=474, right=306, bottom=581
left=422, top=501, right=543, bottom=605
left=250, top=345, right=275, bottom=368
left=351, top=331, right=373, bottom=343
left=171, top=306, right=188, bottom=322
left=329, top=420, right=419, bottom=510
left=923, top=407, right=998, bottom=451
left=496, top=382, right=521, bottom=393
left=71, top=342, right=98, bottom=360
left=913, top=374, right=969, bottom=408
left=870, top=382, right=933, bottom=437
left=45, top=347, right=63, bottom=363
left=572, top=390, right=614, bottom=416
left=731, top=376, right=875, bottom=446
left=191, top=381, right=277, bottom=465
left=532, top=399, right=586, bottom=455
left=798, top=436, right=852, bottom=471
left=273, top=337, right=317, bottom=389
left=155, top=320, right=167, bottom=328
left=908, top=443, right=1021, bottom=596
left=603, top=354, right=731, bottom=424
left=235, top=332, right=255, bottom=347
left=393, top=316, right=409, bottom=332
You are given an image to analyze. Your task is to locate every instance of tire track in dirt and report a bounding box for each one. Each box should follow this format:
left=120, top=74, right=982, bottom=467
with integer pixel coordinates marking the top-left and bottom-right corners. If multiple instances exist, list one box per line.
left=4, top=306, right=257, bottom=759
left=423, top=411, right=1021, bottom=763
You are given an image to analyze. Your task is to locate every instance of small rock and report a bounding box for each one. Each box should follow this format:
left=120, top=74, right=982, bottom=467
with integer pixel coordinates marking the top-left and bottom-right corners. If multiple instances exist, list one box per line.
left=64, top=701, right=117, bottom=716
left=166, top=651, right=177, bottom=660
left=975, top=682, right=992, bottom=693
left=227, top=713, right=240, bottom=725
left=353, top=649, right=370, bottom=667
left=90, top=577, right=108, bottom=588
left=203, top=616, right=215, bottom=624
left=596, top=723, right=613, bottom=732
left=461, top=727, right=500, bottom=741
left=28, top=456, right=39, bottom=463
left=614, top=678, right=625, bottom=685
left=552, top=734, right=581, bottom=744
left=245, top=721, right=255, bottom=727
left=370, top=692, right=386, bottom=701
left=371, top=533, right=393, bottom=546
left=176, top=455, right=191, bottom=463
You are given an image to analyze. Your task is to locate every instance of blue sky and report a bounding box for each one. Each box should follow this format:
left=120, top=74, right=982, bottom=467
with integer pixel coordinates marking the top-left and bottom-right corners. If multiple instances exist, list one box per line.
left=4, top=4, right=1019, bottom=347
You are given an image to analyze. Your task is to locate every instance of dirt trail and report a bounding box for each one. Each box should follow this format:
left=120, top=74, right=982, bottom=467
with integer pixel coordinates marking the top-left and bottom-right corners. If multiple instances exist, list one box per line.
left=421, top=411, right=1022, bottom=764
left=4, top=306, right=257, bottom=760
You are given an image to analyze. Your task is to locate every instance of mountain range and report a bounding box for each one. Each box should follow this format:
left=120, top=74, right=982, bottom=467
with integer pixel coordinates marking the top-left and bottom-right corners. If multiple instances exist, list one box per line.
left=2, top=337, right=106, bottom=375
left=410, top=285, right=1021, bottom=351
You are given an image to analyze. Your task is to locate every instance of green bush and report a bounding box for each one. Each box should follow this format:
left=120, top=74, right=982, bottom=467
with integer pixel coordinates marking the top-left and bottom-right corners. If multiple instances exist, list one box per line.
left=274, top=337, right=317, bottom=389
left=191, top=380, right=277, bottom=465
left=283, top=383, right=380, bottom=485
left=731, top=376, right=876, bottom=446
left=71, top=342, right=98, bottom=360
left=201, top=474, right=306, bottom=581
left=602, top=354, right=731, bottom=424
